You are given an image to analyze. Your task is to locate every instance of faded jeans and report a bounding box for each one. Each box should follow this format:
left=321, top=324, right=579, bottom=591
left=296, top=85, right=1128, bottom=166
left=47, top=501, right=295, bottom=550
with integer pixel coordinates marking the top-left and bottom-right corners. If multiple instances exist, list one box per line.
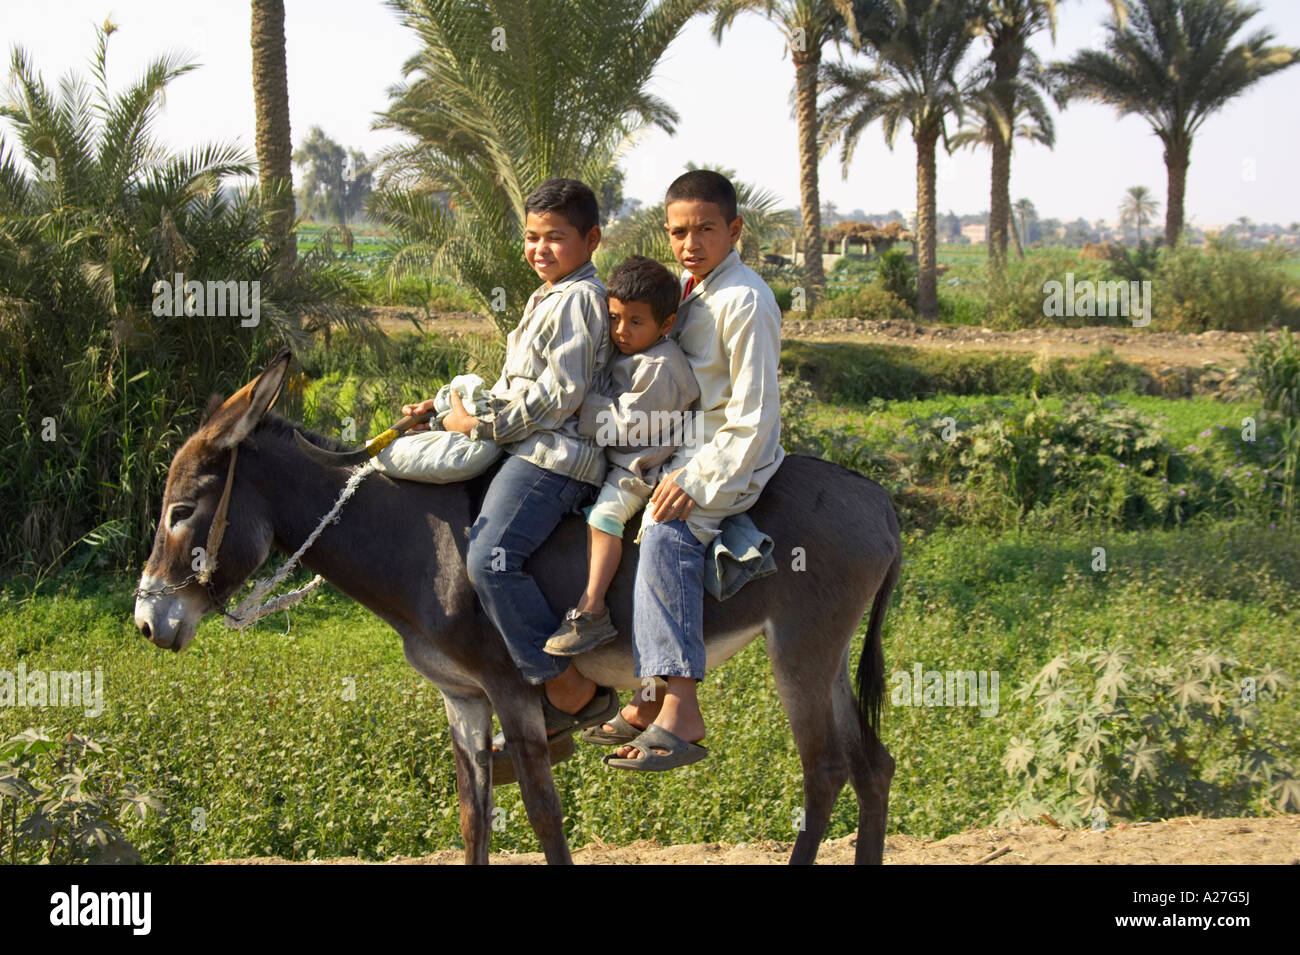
left=632, top=518, right=708, bottom=681
left=467, top=454, right=596, bottom=685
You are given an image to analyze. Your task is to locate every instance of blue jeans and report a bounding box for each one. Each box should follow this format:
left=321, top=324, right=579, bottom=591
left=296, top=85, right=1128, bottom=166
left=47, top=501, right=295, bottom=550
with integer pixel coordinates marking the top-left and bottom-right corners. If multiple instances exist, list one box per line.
left=467, top=454, right=596, bottom=685
left=632, top=519, right=708, bottom=681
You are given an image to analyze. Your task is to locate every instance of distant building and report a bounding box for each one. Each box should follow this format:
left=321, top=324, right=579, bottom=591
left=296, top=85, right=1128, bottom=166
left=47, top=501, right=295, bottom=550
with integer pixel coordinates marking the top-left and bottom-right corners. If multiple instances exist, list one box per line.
left=961, top=223, right=987, bottom=244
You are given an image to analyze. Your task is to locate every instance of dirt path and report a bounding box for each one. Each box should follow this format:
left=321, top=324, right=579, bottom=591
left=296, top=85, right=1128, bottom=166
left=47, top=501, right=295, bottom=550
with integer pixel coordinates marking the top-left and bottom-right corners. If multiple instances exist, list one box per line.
left=776, top=318, right=1256, bottom=365
left=218, top=814, right=1299, bottom=865
left=365, top=308, right=1260, bottom=366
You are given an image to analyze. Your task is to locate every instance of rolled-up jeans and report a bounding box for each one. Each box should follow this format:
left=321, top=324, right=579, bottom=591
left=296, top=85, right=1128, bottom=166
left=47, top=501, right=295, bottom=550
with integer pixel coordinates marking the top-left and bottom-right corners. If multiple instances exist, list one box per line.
left=632, top=518, right=708, bottom=681
left=467, top=454, right=596, bottom=685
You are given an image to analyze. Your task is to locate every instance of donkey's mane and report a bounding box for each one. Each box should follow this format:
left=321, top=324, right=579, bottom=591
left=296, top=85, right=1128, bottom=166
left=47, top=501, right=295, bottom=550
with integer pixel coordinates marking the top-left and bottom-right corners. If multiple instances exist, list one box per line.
left=255, top=411, right=352, bottom=452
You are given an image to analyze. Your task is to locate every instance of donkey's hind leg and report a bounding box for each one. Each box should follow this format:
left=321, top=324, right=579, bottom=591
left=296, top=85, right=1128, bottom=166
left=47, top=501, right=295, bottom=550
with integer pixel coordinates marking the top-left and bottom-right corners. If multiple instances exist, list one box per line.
left=769, top=625, right=854, bottom=866
left=833, top=656, right=895, bottom=864
left=442, top=691, right=495, bottom=865
left=493, top=689, right=573, bottom=865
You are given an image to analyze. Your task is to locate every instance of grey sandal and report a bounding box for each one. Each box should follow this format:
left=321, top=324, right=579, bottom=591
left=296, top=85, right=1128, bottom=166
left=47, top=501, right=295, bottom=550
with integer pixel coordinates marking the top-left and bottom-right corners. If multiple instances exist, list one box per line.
left=579, top=711, right=644, bottom=746
left=602, top=724, right=708, bottom=772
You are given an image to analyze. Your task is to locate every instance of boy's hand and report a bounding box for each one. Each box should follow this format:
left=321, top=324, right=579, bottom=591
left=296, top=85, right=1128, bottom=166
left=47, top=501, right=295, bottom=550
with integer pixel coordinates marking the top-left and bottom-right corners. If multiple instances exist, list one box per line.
left=401, top=398, right=438, bottom=432
left=650, top=467, right=697, bottom=523
left=442, top=389, right=479, bottom=436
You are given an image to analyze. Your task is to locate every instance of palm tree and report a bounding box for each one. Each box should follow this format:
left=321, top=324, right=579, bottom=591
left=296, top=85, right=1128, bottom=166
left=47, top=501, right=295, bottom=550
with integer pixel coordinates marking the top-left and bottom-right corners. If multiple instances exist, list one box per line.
left=1013, top=197, right=1037, bottom=244
left=708, top=1, right=885, bottom=308
left=372, top=0, right=701, bottom=332
left=251, top=0, right=296, bottom=281
left=951, top=51, right=1055, bottom=260
left=1053, top=0, right=1299, bottom=247
left=820, top=0, right=980, bottom=319
left=1118, top=185, right=1159, bottom=244
left=972, top=1, right=1080, bottom=271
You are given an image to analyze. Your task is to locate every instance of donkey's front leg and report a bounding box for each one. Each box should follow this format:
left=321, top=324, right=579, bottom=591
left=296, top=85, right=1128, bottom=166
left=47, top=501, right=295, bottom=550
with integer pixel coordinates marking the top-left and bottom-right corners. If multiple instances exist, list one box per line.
left=442, top=691, right=495, bottom=865
left=495, top=691, right=573, bottom=865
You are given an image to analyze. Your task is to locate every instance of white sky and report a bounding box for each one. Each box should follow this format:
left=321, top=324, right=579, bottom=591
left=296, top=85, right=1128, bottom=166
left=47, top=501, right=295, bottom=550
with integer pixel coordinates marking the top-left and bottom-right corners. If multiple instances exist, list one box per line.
left=3, top=0, right=1299, bottom=229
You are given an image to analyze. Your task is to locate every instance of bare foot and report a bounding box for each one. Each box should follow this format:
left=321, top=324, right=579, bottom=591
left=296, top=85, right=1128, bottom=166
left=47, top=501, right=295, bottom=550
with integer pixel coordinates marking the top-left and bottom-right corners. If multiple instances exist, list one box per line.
left=596, top=698, right=659, bottom=738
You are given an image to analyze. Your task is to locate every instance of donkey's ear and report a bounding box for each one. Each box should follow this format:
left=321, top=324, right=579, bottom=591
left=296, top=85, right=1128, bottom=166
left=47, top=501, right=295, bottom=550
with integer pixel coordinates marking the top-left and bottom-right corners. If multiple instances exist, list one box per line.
left=205, top=348, right=294, bottom=450
left=198, top=393, right=224, bottom=427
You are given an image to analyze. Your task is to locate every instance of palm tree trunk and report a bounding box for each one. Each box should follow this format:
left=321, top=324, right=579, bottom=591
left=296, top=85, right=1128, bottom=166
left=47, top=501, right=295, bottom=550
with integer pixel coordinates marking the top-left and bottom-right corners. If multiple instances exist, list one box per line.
left=1010, top=209, right=1024, bottom=259
left=1163, top=136, right=1190, bottom=247
left=793, top=49, right=825, bottom=309
left=251, top=0, right=296, bottom=281
left=987, top=34, right=1020, bottom=273
left=989, top=134, right=1012, bottom=270
left=916, top=127, right=939, bottom=320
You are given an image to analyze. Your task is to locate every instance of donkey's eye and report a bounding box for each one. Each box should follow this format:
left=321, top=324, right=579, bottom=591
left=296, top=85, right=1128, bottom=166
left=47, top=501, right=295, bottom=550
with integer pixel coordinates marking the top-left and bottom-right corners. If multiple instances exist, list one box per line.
left=168, top=503, right=196, bottom=528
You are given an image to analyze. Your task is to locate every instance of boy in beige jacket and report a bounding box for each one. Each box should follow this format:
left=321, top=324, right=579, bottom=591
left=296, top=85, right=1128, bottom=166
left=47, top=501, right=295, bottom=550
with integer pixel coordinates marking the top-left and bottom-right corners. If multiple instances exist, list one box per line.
left=593, top=170, right=785, bottom=771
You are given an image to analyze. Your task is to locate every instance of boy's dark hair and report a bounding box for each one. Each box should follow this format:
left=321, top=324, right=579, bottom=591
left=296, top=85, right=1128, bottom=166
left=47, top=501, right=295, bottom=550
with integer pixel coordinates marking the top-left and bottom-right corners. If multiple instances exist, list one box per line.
left=607, top=255, right=679, bottom=325
left=524, top=178, right=600, bottom=235
left=665, top=169, right=738, bottom=223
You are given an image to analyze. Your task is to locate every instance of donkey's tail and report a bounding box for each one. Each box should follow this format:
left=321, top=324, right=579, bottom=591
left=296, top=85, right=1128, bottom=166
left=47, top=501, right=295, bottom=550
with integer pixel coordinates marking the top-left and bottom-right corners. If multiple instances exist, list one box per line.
left=856, top=545, right=900, bottom=741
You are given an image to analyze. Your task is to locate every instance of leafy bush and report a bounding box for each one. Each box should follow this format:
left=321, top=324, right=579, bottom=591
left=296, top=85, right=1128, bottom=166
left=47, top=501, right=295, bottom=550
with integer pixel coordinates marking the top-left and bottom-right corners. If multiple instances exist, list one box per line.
left=0, top=728, right=162, bottom=864
left=1245, top=329, right=1300, bottom=525
left=986, top=250, right=1116, bottom=329
left=1000, top=645, right=1297, bottom=826
left=1248, top=329, right=1300, bottom=420
left=812, top=284, right=914, bottom=322
left=895, top=396, right=1173, bottom=527
left=875, top=248, right=917, bottom=307
left=1102, top=242, right=1161, bottom=284
left=768, top=280, right=796, bottom=313
left=1155, top=238, right=1298, bottom=332
left=0, top=24, right=369, bottom=577
left=804, top=391, right=1297, bottom=531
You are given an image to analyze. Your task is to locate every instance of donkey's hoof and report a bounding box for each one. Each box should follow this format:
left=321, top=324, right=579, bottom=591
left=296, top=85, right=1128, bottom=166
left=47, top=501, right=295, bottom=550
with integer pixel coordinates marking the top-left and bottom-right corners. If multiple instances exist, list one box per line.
left=491, top=734, right=577, bottom=787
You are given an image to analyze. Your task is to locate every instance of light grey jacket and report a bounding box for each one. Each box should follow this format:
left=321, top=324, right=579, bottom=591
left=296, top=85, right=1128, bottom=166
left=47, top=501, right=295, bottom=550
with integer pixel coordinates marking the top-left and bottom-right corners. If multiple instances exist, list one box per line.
left=577, top=336, right=700, bottom=495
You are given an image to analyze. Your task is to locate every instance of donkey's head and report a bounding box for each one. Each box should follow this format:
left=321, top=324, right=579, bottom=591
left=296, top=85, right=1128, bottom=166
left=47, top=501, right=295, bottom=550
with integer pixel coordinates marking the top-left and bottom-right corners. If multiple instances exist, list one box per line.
left=133, top=349, right=292, bottom=651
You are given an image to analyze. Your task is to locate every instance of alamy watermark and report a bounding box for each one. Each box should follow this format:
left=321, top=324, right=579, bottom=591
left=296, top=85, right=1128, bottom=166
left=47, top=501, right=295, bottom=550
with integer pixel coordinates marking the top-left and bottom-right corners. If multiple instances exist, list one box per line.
left=890, top=663, right=999, bottom=717
left=0, top=663, right=103, bottom=717
left=1042, top=273, right=1151, bottom=327
left=152, top=273, right=260, bottom=327
left=594, top=409, right=705, bottom=452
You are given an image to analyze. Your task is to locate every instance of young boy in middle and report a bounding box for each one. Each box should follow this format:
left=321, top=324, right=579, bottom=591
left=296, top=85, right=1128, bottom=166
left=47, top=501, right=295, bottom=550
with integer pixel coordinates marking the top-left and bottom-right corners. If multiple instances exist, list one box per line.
left=543, top=255, right=700, bottom=656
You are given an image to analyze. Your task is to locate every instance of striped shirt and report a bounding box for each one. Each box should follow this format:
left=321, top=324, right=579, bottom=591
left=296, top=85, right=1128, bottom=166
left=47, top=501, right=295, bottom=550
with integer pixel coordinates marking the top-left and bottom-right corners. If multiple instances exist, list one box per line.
left=481, top=260, right=612, bottom=486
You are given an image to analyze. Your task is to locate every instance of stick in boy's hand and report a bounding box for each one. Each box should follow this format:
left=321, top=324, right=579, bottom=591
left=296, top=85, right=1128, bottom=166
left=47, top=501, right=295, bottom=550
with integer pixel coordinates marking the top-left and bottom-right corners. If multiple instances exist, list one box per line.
left=650, top=466, right=695, bottom=523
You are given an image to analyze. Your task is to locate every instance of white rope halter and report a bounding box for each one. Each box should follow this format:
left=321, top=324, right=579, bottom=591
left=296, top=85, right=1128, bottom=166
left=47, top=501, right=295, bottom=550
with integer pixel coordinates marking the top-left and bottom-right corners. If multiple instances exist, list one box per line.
left=222, top=459, right=379, bottom=631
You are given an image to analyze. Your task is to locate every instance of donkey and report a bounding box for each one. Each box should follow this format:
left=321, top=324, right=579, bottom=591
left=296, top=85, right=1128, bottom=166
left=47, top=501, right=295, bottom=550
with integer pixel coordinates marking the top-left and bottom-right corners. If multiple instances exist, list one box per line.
left=133, top=350, right=902, bottom=865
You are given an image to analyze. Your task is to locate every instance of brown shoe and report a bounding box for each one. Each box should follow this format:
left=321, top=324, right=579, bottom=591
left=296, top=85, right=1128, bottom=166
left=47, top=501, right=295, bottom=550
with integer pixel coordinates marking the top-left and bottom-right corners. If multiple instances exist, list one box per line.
left=544, top=607, right=619, bottom=656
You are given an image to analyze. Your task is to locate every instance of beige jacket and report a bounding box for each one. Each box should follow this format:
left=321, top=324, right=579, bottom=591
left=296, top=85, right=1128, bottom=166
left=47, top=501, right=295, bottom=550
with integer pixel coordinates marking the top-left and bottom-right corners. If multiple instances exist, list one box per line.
left=637, top=249, right=785, bottom=544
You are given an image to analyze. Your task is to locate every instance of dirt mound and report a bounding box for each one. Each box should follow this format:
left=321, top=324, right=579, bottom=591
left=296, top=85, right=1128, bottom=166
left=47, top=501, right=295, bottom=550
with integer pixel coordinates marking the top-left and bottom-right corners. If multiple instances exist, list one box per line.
left=217, top=814, right=1299, bottom=865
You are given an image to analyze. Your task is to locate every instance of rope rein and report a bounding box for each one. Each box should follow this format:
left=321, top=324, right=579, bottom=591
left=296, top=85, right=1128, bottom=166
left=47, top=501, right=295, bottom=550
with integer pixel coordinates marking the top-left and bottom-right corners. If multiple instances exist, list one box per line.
left=222, top=459, right=379, bottom=632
